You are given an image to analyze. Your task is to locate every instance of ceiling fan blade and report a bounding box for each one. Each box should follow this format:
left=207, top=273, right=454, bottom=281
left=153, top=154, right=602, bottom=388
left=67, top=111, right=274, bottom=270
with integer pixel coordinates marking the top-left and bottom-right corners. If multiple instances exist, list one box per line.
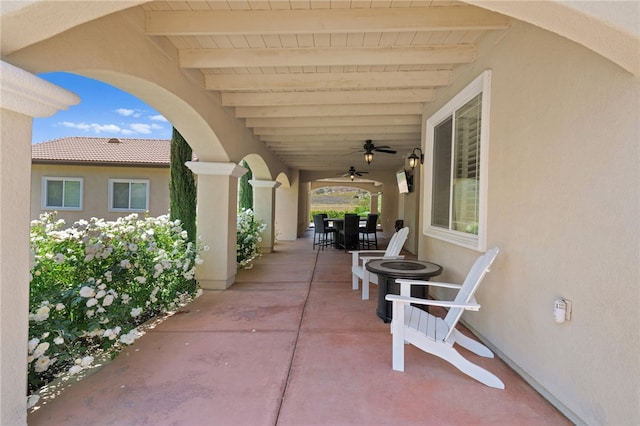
left=375, top=148, right=397, bottom=154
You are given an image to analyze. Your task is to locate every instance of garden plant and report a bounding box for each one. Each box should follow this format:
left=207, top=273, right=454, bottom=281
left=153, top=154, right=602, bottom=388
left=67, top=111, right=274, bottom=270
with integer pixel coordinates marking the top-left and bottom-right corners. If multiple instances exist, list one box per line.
left=27, top=209, right=265, bottom=408
left=26, top=213, right=205, bottom=406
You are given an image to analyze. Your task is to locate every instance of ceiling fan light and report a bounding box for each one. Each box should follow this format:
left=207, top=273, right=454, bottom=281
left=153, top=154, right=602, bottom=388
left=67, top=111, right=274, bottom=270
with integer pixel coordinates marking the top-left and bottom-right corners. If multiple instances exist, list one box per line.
left=364, top=151, right=374, bottom=164
left=350, top=174, right=355, bottom=181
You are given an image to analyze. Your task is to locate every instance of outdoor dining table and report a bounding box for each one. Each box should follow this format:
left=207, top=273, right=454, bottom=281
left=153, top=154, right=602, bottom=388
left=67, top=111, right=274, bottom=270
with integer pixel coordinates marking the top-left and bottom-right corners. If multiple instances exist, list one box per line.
left=324, top=217, right=365, bottom=249
left=365, top=259, right=443, bottom=323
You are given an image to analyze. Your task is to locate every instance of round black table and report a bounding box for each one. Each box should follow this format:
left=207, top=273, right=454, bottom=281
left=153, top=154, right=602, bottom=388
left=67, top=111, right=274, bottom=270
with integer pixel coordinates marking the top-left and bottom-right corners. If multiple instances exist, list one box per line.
left=365, top=259, right=443, bottom=323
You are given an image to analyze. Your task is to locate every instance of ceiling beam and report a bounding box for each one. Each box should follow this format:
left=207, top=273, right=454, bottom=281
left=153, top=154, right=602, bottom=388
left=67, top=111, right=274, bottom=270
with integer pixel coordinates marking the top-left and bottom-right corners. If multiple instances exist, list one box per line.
left=221, top=88, right=435, bottom=106
left=206, top=70, right=451, bottom=91
left=146, top=7, right=511, bottom=36
left=180, top=45, right=477, bottom=68
left=245, top=115, right=420, bottom=128
left=235, top=103, right=424, bottom=118
left=253, top=125, right=421, bottom=136
left=260, top=134, right=420, bottom=143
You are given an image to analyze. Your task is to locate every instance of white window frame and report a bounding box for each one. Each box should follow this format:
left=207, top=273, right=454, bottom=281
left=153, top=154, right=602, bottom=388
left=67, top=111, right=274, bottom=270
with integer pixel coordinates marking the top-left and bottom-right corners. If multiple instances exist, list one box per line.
left=108, top=178, right=150, bottom=212
left=422, top=70, right=491, bottom=251
left=42, top=177, right=83, bottom=210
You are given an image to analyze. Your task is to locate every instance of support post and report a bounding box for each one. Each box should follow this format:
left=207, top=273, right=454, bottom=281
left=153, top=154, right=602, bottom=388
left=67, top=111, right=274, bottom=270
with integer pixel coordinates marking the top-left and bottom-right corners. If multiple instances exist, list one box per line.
left=250, top=179, right=281, bottom=253
left=186, top=161, right=246, bottom=289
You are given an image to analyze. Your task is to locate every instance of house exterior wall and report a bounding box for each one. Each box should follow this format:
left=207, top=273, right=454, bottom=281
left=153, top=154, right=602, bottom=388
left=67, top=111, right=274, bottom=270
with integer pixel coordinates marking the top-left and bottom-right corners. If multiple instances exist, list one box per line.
left=30, top=164, right=170, bottom=225
left=419, top=20, right=639, bottom=425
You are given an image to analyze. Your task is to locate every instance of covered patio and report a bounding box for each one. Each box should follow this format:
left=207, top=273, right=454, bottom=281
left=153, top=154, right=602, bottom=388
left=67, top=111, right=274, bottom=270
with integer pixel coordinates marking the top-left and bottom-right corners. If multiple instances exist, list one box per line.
left=28, top=231, right=568, bottom=425
left=2, top=2, right=639, bottom=425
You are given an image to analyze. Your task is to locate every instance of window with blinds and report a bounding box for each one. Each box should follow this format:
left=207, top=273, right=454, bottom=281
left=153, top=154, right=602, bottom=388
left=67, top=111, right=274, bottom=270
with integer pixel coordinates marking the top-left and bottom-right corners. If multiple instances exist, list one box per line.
left=423, top=71, right=490, bottom=251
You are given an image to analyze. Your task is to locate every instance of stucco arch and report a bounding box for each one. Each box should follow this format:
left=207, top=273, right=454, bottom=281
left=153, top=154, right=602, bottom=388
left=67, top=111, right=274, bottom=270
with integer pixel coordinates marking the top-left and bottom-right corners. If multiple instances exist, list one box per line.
left=241, top=153, right=272, bottom=181
left=465, top=0, right=639, bottom=76
left=275, top=172, right=291, bottom=188
left=72, top=70, right=226, bottom=160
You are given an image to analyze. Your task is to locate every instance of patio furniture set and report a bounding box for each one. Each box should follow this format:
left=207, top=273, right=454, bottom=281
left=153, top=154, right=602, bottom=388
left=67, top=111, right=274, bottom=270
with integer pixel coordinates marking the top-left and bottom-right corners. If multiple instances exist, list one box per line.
left=312, top=213, right=378, bottom=251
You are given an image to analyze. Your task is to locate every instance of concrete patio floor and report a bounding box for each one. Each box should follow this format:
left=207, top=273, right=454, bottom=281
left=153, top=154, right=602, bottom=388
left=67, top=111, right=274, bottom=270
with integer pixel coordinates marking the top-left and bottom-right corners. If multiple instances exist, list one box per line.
left=28, top=230, right=570, bottom=425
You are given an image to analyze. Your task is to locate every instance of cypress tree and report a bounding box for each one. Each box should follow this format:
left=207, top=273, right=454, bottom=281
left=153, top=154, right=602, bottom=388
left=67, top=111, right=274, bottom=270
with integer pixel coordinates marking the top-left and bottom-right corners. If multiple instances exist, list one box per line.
left=169, top=127, right=197, bottom=242
left=238, top=160, right=253, bottom=210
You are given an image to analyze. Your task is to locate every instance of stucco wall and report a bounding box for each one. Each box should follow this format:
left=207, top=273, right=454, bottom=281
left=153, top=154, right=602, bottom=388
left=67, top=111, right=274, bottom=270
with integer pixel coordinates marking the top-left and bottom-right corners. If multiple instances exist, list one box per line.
left=31, top=164, right=170, bottom=225
left=419, top=20, right=639, bottom=424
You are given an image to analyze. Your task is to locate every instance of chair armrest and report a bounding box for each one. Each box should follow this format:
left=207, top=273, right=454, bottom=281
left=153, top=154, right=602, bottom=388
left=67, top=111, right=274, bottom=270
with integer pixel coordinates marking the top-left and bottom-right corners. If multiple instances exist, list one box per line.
left=361, top=255, right=404, bottom=262
left=385, top=295, right=481, bottom=311
left=396, top=278, right=461, bottom=290
left=349, top=250, right=386, bottom=255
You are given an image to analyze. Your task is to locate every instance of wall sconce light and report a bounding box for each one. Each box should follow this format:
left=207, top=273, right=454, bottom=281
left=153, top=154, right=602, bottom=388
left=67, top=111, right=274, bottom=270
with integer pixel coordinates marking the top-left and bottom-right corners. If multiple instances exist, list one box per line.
left=408, top=148, right=424, bottom=169
left=364, top=150, right=374, bottom=164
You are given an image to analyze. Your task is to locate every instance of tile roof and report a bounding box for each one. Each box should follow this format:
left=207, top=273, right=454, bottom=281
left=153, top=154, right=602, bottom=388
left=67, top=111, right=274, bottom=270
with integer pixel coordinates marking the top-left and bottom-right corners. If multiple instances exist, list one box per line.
left=32, top=137, right=175, bottom=167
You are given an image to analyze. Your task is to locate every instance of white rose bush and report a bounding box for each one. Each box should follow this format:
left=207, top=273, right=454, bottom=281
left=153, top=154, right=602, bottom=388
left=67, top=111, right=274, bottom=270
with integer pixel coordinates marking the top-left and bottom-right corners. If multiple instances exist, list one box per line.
left=236, top=209, right=266, bottom=269
left=27, top=213, right=204, bottom=398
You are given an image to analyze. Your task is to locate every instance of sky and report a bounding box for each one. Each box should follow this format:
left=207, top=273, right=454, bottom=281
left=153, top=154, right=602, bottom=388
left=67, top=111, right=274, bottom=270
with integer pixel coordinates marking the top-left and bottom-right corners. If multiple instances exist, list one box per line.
left=32, top=72, right=173, bottom=144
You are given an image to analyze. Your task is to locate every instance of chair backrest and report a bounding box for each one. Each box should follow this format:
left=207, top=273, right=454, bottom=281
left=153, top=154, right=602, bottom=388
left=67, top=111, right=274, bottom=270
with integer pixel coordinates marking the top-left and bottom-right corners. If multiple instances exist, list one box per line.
left=364, top=214, right=378, bottom=232
left=443, top=247, right=500, bottom=339
left=343, top=214, right=360, bottom=237
left=384, top=226, right=410, bottom=257
left=313, top=214, right=326, bottom=232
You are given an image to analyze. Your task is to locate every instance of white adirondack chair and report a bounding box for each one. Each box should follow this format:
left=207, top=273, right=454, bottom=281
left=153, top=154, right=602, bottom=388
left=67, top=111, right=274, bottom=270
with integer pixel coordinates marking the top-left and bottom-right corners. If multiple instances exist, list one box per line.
left=385, top=247, right=504, bottom=389
left=350, top=227, right=409, bottom=300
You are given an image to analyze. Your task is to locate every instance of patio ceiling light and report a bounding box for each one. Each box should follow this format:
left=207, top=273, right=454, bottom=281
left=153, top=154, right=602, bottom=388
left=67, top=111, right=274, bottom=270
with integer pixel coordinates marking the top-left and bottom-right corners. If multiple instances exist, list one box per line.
left=408, top=148, right=424, bottom=169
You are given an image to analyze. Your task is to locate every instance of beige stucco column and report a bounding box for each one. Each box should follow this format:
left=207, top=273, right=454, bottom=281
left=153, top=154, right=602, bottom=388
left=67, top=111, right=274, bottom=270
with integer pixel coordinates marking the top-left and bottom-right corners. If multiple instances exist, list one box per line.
left=250, top=179, right=281, bottom=253
left=274, top=171, right=299, bottom=241
left=370, top=192, right=380, bottom=215
left=0, top=61, right=79, bottom=426
left=186, top=161, right=246, bottom=290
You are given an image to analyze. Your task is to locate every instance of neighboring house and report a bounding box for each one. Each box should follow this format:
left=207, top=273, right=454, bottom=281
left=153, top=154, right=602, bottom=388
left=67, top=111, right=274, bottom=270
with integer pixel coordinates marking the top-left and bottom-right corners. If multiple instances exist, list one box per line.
left=31, top=137, right=173, bottom=225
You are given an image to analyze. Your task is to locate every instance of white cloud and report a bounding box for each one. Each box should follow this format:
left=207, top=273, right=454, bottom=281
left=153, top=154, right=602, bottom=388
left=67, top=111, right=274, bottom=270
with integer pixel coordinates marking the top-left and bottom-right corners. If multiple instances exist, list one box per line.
left=116, top=108, right=135, bottom=117
left=60, top=122, right=121, bottom=134
left=116, top=108, right=142, bottom=118
left=149, top=114, right=168, bottom=122
left=129, top=123, right=152, bottom=134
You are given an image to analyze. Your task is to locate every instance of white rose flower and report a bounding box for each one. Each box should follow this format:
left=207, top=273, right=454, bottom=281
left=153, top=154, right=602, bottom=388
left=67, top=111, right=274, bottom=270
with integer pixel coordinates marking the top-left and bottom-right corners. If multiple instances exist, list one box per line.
left=80, top=355, right=94, bottom=368
left=129, top=243, right=138, bottom=252
left=135, top=276, right=146, bottom=284
left=86, top=309, right=95, bottom=318
left=55, top=303, right=65, bottom=311
left=103, top=329, right=117, bottom=340
left=27, top=394, right=40, bottom=409
left=28, top=338, right=40, bottom=353
left=34, top=356, right=51, bottom=372
left=54, top=336, right=64, bottom=345
left=102, top=294, right=115, bottom=307
left=41, top=332, right=50, bottom=339
left=130, top=307, right=142, bottom=318
left=79, top=286, right=95, bottom=298
left=33, top=342, right=49, bottom=358
left=34, top=306, right=50, bottom=322
left=95, top=290, right=106, bottom=299
left=68, top=365, right=83, bottom=375
left=86, top=298, right=98, bottom=308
